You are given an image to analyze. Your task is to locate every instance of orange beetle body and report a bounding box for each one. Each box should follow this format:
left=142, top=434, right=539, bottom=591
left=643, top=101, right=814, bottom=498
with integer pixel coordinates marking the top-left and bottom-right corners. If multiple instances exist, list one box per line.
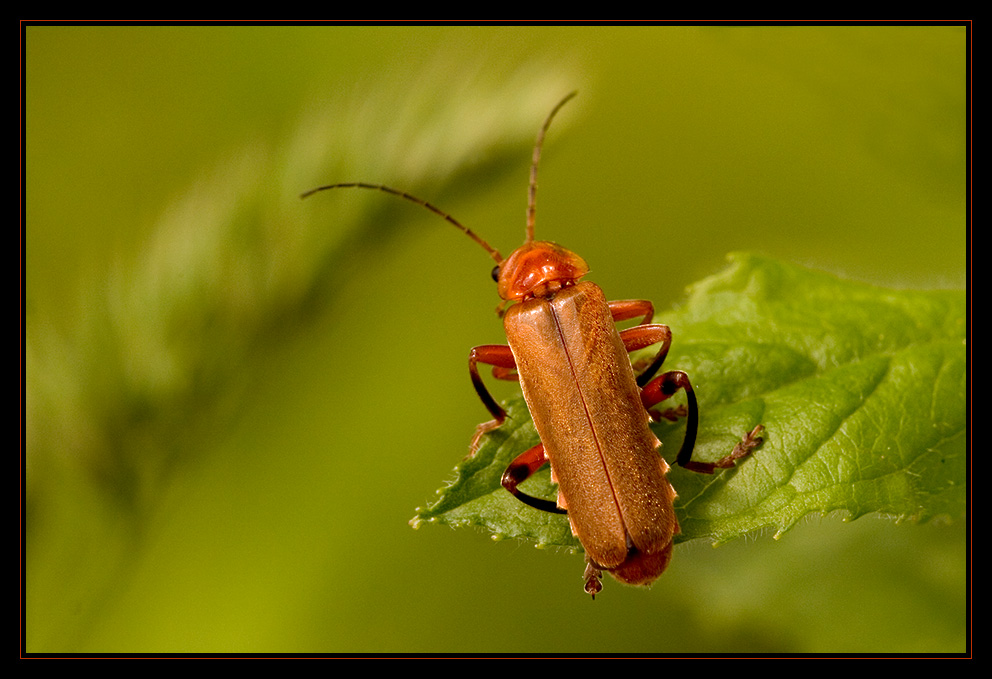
left=503, top=280, right=679, bottom=590
left=305, top=92, right=762, bottom=597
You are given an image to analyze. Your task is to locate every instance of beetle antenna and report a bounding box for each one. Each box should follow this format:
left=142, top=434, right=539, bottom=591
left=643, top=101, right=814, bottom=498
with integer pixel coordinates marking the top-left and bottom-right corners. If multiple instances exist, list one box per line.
left=301, top=182, right=503, bottom=264
left=526, top=91, right=577, bottom=243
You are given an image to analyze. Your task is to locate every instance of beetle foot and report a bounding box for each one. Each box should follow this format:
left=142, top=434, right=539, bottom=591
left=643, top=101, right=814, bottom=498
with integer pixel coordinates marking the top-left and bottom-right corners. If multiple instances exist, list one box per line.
left=583, top=558, right=604, bottom=600
left=710, top=424, right=764, bottom=469
left=729, top=424, right=764, bottom=461
left=467, top=418, right=503, bottom=458
left=680, top=424, right=764, bottom=474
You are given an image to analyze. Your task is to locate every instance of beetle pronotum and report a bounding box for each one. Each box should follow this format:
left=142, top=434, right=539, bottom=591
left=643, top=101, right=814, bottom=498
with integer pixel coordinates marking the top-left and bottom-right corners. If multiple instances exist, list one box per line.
left=304, top=92, right=763, bottom=597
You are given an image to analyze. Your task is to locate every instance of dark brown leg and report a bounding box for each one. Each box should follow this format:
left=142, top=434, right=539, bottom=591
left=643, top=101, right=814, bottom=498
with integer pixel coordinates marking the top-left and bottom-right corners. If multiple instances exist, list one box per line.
left=501, top=443, right=566, bottom=515
left=617, top=323, right=673, bottom=387
left=609, top=300, right=672, bottom=387
left=468, top=345, right=517, bottom=454
left=642, top=368, right=762, bottom=474
left=641, top=370, right=700, bottom=472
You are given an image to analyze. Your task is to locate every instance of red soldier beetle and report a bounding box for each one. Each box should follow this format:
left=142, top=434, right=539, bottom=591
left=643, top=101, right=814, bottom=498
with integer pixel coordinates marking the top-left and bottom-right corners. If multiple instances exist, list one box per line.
left=303, top=92, right=763, bottom=598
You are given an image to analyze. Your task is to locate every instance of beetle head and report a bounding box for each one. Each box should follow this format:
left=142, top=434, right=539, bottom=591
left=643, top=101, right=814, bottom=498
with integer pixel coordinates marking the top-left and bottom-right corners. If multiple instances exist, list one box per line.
left=494, top=240, right=589, bottom=302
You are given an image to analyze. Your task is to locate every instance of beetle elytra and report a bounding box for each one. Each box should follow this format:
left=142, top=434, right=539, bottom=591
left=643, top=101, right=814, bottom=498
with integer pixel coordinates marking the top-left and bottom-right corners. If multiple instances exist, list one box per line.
left=303, top=92, right=763, bottom=598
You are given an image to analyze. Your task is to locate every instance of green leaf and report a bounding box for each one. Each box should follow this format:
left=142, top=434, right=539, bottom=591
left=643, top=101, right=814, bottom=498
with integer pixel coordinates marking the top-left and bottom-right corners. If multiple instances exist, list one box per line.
left=411, top=253, right=966, bottom=552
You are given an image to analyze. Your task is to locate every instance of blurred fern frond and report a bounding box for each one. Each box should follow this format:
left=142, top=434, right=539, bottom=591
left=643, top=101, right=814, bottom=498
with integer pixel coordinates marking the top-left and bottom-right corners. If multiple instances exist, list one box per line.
left=26, top=67, right=580, bottom=514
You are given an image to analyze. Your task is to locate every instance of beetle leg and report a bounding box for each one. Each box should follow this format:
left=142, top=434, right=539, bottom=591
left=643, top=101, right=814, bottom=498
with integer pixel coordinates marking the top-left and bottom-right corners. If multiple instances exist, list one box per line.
left=643, top=370, right=763, bottom=474
left=468, top=345, right=517, bottom=454
left=641, top=370, right=700, bottom=471
left=610, top=300, right=665, bottom=376
left=608, top=299, right=655, bottom=327
left=617, top=323, right=673, bottom=388
left=680, top=424, right=764, bottom=474
left=610, top=300, right=663, bottom=379
left=501, top=443, right=567, bottom=515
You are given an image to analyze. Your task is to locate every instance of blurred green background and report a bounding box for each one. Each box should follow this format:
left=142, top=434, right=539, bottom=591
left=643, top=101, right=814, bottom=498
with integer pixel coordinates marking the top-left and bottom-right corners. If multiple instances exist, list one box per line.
left=25, top=25, right=966, bottom=653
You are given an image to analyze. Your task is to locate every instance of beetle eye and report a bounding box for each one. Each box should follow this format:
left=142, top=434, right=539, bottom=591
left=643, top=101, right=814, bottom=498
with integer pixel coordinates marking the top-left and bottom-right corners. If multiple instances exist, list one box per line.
left=491, top=265, right=500, bottom=282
